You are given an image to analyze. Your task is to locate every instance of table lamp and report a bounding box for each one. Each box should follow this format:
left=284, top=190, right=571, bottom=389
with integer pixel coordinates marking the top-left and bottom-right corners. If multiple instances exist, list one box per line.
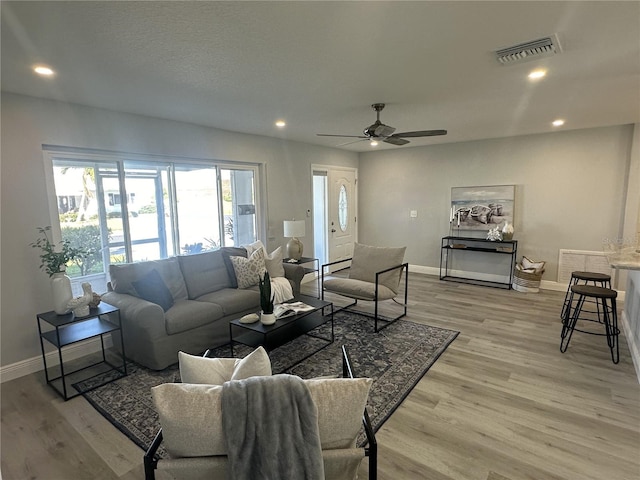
left=284, top=220, right=305, bottom=260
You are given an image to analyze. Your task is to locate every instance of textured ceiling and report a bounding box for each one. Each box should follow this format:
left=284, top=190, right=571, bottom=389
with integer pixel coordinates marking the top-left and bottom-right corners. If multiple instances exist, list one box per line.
left=2, top=1, right=639, bottom=151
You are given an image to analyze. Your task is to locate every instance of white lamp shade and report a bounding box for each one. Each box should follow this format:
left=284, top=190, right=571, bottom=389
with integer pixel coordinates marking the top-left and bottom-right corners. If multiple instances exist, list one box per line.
left=283, top=220, right=305, bottom=238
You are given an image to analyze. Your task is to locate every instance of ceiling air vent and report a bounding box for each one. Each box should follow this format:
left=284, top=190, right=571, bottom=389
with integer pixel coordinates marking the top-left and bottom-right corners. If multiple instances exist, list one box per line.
left=495, top=34, right=562, bottom=65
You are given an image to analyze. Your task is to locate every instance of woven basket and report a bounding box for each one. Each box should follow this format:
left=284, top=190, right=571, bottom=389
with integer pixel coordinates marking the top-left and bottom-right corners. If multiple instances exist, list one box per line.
left=512, top=268, right=544, bottom=293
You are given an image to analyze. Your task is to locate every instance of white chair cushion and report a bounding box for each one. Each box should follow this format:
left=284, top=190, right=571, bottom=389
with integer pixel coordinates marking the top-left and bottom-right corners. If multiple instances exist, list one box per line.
left=152, top=376, right=372, bottom=457
left=349, top=243, right=406, bottom=293
left=323, top=278, right=397, bottom=301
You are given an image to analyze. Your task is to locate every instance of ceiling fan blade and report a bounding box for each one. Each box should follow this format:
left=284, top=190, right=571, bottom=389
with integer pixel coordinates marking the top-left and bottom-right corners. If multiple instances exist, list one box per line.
left=317, top=134, right=368, bottom=139
left=335, top=138, right=369, bottom=147
left=383, top=137, right=410, bottom=146
left=392, top=129, right=448, bottom=138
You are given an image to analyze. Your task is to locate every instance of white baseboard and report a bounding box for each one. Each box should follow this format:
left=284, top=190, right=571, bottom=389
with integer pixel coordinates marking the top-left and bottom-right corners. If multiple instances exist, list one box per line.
left=0, top=337, right=112, bottom=384
left=4, top=267, right=633, bottom=383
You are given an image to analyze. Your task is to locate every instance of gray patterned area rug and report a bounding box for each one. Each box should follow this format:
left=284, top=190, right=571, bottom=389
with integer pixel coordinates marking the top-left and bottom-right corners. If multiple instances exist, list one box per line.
left=77, top=311, right=458, bottom=456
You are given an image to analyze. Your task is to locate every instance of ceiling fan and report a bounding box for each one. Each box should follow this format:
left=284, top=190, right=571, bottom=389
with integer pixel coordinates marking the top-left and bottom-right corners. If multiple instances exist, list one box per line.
left=317, top=103, right=447, bottom=146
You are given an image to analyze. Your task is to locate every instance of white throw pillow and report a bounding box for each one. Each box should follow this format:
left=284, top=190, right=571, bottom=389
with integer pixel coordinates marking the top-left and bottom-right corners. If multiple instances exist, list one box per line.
left=179, top=346, right=272, bottom=385
left=178, top=352, right=237, bottom=385
left=230, top=346, right=273, bottom=380
left=229, top=248, right=266, bottom=288
left=264, top=246, right=285, bottom=278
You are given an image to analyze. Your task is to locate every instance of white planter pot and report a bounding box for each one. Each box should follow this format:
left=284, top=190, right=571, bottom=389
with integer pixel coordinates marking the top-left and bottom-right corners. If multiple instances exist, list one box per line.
left=260, top=312, right=276, bottom=326
left=51, top=271, right=73, bottom=315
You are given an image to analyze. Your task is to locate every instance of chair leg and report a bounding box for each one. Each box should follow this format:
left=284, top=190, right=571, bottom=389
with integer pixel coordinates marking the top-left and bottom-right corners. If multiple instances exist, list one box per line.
left=560, top=294, right=584, bottom=353
left=603, top=298, right=620, bottom=364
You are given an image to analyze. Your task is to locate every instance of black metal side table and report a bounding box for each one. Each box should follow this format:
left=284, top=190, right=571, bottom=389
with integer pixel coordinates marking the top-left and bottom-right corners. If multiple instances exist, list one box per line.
left=36, top=302, right=127, bottom=400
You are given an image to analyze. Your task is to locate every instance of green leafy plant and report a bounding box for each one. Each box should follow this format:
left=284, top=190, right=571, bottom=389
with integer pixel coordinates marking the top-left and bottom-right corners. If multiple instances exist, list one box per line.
left=31, top=226, right=87, bottom=277
left=62, top=224, right=107, bottom=276
left=258, top=271, right=274, bottom=314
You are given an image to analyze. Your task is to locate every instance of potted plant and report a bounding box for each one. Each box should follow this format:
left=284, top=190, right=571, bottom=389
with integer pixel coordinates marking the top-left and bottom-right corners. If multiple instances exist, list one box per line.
left=258, top=271, right=276, bottom=325
left=31, top=226, right=86, bottom=314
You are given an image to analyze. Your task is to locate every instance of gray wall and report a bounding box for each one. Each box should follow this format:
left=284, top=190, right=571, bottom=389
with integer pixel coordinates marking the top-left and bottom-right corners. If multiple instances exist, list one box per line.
left=0, top=92, right=357, bottom=367
left=357, top=125, right=637, bottom=281
left=2, top=91, right=638, bottom=371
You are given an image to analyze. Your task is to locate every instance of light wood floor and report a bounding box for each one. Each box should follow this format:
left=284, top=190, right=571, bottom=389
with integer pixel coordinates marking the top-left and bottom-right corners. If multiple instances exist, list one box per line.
left=2, top=274, right=639, bottom=479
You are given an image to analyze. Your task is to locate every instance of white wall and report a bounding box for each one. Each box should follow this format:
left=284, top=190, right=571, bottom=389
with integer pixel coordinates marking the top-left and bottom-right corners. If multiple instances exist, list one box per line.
left=357, top=125, right=636, bottom=283
left=0, top=92, right=358, bottom=369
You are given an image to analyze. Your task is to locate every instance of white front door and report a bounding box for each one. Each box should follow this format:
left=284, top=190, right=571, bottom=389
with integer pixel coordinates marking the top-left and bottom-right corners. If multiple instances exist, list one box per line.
left=327, top=168, right=357, bottom=268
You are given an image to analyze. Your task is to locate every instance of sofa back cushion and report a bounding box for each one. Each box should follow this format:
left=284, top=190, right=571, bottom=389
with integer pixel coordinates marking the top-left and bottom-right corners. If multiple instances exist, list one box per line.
left=178, top=250, right=233, bottom=299
left=109, top=257, right=188, bottom=302
left=152, top=376, right=372, bottom=457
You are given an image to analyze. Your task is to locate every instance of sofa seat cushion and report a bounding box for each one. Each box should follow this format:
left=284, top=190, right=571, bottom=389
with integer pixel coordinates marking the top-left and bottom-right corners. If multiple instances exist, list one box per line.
left=165, top=299, right=224, bottom=335
left=195, top=288, right=260, bottom=316
left=323, top=278, right=397, bottom=301
left=178, top=250, right=233, bottom=299
left=110, top=257, right=189, bottom=302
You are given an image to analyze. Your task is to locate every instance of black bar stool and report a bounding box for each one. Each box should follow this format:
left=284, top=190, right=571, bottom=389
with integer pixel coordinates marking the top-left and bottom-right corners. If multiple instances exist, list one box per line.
left=560, top=271, right=611, bottom=321
left=560, top=284, right=619, bottom=364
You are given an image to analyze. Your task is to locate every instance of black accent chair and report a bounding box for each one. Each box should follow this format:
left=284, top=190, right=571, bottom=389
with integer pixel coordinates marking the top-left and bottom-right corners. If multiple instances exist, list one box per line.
left=322, top=243, right=408, bottom=332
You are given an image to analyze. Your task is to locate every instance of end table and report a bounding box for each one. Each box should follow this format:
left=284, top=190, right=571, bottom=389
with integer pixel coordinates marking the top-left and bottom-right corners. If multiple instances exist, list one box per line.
left=283, top=256, right=320, bottom=298
left=36, top=302, right=127, bottom=400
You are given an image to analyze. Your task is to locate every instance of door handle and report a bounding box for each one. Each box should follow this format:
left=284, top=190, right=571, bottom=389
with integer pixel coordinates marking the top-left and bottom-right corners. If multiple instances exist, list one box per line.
left=331, top=229, right=336, bottom=233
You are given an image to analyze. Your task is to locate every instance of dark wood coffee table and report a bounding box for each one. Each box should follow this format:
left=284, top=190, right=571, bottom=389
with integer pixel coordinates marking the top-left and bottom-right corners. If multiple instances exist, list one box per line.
left=228, top=295, right=333, bottom=360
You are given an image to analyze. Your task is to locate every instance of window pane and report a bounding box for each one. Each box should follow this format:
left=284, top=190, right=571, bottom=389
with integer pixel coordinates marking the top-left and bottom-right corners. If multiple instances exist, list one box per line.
left=221, top=168, right=256, bottom=246
left=53, top=162, right=114, bottom=295
left=175, top=165, right=220, bottom=254
left=123, top=164, right=171, bottom=262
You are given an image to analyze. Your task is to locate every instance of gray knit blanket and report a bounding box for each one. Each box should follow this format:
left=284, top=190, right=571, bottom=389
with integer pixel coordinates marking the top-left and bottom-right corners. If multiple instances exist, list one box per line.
left=221, top=374, right=325, bottom=480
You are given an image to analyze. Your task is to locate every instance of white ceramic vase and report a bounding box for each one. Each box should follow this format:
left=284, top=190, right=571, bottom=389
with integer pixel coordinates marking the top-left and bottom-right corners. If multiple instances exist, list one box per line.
left=260, top=312, right=276, bottom=326
left=51, top=270, right=73, bottom=315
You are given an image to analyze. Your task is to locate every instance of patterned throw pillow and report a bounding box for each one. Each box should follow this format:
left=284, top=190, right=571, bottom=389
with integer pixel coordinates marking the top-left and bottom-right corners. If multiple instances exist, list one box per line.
left=230, top=248, right=266, bottom=288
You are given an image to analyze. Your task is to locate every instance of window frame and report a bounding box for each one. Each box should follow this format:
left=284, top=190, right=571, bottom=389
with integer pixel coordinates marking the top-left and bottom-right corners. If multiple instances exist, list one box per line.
left=42, top=146, right=265, bottom=273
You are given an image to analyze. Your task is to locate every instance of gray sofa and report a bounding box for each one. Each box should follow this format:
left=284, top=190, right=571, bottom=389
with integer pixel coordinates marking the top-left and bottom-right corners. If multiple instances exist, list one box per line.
left=102, top=248, right=304, bottom=370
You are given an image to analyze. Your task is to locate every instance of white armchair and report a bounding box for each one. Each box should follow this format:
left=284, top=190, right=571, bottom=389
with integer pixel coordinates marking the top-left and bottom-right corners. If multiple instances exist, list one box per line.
left=322, top=243, right=408, bottom=332
left=144, top=346, right=377, bottom=480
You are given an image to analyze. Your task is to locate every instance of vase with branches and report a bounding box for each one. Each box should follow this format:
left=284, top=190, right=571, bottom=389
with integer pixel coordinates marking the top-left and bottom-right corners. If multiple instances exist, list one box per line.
left=32, top=226, right=87, bottom=314
left=31, top=226, right=86, bottom=276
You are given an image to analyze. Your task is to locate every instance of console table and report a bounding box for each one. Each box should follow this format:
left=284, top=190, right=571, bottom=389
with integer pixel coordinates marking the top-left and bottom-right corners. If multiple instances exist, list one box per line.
left=440, top=236, right=518, bottom=289
left=36, top=302, right=127, bottom=400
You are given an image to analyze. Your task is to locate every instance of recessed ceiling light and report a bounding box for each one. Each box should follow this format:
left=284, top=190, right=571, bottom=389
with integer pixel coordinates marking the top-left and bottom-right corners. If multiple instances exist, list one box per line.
left=552, top=119, right=565, bottom=127
left=528, top=69, right=546, bottom=80
left=275, top=120, right=286, bottom=128
left=33, top=65, right=55, bottom=76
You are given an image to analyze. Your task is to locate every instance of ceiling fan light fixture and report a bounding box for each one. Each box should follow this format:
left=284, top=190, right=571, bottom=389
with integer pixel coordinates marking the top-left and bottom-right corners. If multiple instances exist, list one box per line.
left=370, top=140, right=379, bottom=147
left=275, top=120, right=286, bottom=128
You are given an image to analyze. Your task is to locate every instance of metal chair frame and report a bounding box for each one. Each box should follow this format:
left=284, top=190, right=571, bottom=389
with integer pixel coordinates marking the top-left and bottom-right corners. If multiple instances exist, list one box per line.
left=321, top=258, right=408, bottom=333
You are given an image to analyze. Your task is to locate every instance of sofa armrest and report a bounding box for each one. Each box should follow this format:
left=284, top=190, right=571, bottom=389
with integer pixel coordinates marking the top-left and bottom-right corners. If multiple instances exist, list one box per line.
left=101, top=291, right=167, bottom=341
left=283, top=263, right=305, bottom=297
